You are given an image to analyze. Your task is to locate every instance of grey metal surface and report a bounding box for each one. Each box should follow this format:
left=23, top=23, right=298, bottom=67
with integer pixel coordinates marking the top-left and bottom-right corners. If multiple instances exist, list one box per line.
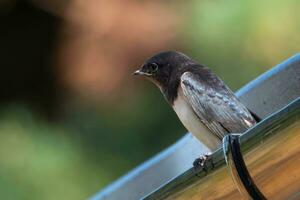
left=236, top=53, right=300, bottom=118
left=90, top=53, right=300, bottom=200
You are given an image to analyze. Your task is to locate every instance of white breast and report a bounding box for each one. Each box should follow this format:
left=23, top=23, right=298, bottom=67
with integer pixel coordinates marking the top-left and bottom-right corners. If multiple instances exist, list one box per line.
left=173, top=91, right=221, bottom=151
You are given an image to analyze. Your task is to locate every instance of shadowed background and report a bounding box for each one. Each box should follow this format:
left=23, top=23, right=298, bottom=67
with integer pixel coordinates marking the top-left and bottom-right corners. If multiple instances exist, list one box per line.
left=0, top=0, right=299, bottom=199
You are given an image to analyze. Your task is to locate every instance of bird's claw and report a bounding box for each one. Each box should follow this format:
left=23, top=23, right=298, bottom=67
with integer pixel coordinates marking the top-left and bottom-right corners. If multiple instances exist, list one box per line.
left=193, top=153, right=214, bottom=175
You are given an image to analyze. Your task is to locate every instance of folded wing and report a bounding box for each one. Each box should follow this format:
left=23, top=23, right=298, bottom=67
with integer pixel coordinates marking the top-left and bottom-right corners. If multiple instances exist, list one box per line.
left=180, top=71, right=256, bottom=139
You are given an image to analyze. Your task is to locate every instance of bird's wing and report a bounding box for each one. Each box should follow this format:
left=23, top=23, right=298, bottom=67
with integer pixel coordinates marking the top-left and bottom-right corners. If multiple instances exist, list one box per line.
left=180, top=71, right=256, bottom=139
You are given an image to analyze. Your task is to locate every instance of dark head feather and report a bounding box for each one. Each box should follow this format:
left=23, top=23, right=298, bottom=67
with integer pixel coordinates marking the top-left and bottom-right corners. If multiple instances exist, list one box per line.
left=134, top=51, right=207, bottom=103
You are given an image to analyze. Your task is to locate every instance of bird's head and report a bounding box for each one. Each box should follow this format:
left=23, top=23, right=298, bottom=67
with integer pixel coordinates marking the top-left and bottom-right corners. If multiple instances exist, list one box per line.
left=133, top=51, right=193, bottom=91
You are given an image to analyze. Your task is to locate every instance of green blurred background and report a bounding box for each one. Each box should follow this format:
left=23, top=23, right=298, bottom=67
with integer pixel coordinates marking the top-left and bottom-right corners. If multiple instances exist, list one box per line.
left=0, top=0, right=299, bottom=199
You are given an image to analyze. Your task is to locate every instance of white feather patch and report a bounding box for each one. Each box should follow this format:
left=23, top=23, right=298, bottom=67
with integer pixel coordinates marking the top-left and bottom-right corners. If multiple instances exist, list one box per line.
left=172, top=89, right=221, bottom=150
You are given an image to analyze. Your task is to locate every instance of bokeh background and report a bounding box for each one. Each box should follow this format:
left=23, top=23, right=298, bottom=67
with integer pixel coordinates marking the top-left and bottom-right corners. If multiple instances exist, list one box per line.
left=0, top=0, right=299, bottom=199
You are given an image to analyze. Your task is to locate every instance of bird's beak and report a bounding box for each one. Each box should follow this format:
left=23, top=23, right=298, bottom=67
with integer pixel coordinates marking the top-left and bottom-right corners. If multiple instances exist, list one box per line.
left=132, top=69, right=151, bottom=76
left=133, top=69, right=142, bottom=75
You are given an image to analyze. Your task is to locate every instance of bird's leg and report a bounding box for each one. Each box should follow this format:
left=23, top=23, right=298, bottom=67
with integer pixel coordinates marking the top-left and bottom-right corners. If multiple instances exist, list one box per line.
left=193, top=153, right=214, bottom=174
left=193, top=134, right=243, bottom=175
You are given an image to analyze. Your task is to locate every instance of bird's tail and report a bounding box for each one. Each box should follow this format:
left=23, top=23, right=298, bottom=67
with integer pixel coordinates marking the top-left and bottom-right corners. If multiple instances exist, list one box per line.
left=248, top=109, right=261, bottom=123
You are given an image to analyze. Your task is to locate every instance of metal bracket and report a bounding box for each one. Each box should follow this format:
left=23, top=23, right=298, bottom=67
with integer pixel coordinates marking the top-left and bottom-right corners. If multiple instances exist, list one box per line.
left=223, top=134, right=267, bottom=200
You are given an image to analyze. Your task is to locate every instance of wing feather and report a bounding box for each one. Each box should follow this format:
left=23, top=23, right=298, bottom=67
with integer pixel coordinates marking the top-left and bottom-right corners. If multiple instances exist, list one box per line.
left=180, top=72, right=256, bottom=139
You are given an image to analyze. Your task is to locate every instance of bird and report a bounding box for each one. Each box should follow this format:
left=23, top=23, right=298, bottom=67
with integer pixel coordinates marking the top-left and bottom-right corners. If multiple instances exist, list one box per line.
left=133, top=51, right=260, bottom=164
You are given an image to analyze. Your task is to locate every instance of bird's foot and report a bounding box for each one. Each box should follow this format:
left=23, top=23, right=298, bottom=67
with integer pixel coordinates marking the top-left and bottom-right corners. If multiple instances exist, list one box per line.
left=193, top=153, right=214, bottom=175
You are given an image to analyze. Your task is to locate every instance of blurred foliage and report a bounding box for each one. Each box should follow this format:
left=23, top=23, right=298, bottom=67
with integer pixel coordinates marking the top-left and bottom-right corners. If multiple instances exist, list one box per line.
left=0, top=0, right=299, bottom=199
left=0, top=105, right=111, bottom=200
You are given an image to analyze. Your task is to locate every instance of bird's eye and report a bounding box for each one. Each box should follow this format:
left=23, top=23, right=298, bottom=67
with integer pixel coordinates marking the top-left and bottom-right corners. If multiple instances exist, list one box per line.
left=148, top=63, right=158, bottom=73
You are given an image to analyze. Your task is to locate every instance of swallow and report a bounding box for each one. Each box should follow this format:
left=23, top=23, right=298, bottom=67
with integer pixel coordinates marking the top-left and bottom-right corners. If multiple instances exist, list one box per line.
left=133, top=51, right=260, bottom=153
